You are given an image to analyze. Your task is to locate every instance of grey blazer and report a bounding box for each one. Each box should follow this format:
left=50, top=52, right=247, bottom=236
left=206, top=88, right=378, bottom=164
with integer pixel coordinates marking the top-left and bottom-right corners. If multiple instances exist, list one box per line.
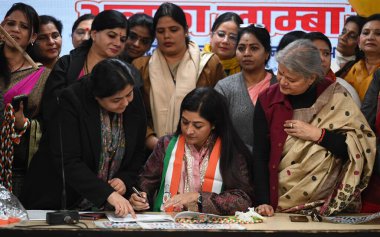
left=215, top=72, right=277, bottom=152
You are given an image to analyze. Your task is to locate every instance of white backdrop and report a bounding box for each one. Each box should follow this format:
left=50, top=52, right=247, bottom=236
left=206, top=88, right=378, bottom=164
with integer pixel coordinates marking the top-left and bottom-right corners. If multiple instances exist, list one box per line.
left=1, top=0, right=354, bottom=71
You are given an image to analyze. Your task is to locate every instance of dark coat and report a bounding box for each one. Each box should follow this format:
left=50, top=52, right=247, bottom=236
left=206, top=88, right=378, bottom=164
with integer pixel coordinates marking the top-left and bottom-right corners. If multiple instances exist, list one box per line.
left=22, top=78, right=147, bottom=209
left=41, top=46, right=143, bottom=128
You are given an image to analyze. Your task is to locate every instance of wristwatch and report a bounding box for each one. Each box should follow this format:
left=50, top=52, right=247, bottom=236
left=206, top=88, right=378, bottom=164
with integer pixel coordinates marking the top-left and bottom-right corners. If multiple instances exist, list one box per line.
left=197, top=193, right=202, bottom=212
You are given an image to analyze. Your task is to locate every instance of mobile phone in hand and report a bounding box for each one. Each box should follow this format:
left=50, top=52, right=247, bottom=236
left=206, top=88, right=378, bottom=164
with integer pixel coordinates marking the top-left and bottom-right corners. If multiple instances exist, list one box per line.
left=11, top=94, right=28, bottom=112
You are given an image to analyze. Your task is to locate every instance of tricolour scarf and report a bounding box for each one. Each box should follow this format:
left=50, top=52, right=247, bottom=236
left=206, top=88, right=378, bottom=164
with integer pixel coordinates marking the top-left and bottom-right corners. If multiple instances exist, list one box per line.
left=153, top=135, right=223, bottom=212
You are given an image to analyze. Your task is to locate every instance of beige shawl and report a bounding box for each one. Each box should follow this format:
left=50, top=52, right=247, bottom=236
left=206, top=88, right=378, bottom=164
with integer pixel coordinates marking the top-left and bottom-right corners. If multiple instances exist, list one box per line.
left=149, top=42, right=211, bottom=137
left=278, top=82, right=376, bottom=216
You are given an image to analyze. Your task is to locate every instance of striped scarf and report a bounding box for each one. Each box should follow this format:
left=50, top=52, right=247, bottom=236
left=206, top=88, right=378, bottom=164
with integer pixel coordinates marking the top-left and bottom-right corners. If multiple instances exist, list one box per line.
left=153, top=135, right=223, bottom=212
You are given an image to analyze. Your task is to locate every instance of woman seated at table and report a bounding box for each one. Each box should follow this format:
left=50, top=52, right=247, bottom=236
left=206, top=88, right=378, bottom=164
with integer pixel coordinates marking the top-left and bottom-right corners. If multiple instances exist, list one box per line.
left=23, top=59, right=146, bottom=217
left=253, top=39, right=375, bottom=217
left=129, top=87, right=253, bottom=215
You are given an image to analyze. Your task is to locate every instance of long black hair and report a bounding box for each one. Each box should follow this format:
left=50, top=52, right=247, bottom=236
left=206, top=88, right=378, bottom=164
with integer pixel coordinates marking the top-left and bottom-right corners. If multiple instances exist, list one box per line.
left=89, top=58, right=135, bottom=98
left=175, top=87, right=253, bottom=193
left=0, top=2, right=39, bottom=89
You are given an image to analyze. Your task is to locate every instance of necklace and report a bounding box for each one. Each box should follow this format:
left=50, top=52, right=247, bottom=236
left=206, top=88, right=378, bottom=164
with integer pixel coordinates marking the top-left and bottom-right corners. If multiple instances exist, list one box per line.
left=11, top=59, right=25, bottom=73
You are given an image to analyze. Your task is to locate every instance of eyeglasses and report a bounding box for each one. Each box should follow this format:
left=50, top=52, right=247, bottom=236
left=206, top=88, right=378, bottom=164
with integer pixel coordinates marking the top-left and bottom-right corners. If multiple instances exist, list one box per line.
left=127, top=32, right=152, bottom=46
left=213, top=30, right=238, bottom=43
left=240, top=23, right=266, bottom=29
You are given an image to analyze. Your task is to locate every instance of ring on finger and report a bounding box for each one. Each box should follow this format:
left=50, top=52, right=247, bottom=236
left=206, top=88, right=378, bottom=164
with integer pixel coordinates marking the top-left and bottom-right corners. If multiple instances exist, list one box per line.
left=290, top=123, right=293, bottom=129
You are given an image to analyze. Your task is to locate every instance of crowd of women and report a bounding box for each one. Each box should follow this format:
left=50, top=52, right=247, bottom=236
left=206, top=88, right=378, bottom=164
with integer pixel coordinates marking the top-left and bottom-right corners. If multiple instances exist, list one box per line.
left=0, top=2, right=379, bottom=218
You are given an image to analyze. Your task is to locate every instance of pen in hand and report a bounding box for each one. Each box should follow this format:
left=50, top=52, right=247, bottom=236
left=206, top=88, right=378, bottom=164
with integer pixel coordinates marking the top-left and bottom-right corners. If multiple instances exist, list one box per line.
left=132, top=186, right=146, bottom=203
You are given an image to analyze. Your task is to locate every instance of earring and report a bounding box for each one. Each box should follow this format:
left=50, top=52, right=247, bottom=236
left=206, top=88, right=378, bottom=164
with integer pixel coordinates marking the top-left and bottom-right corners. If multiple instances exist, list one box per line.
left=211, top=126, right=215, bottom=130
left=31, top=41, right=34, bottom=46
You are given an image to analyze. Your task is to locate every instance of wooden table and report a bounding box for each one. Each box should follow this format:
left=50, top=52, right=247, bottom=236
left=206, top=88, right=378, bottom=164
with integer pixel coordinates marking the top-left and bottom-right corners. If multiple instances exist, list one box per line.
left=1, top=213, right=379, bottom=237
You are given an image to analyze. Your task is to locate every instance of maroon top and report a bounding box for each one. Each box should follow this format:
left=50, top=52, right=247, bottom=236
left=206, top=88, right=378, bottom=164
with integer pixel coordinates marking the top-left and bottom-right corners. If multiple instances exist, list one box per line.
left=137, top=135, right=253, bottom=215
left=257, top=79, right=332, bottom=209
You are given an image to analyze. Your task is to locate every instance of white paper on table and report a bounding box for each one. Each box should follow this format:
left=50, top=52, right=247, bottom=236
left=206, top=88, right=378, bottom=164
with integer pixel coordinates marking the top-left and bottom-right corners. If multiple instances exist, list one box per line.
left=26, top=210, right=53, bottom=220
left=106, top=213, right=174, bottom=222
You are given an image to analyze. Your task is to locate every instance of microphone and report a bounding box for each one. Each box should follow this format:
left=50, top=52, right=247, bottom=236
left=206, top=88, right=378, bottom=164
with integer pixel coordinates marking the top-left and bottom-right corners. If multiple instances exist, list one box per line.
left=46, top=96, right=79, bottom=225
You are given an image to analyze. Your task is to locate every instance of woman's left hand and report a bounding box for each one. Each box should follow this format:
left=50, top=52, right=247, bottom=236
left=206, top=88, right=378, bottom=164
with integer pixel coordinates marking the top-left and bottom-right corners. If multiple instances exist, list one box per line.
left=108, top=178, right=127, bottom=195
left=163, top=192, right=199, bottom=211
left=284, top=120, right=322, bottom=142
left=14, top=102, right=26, bottom=130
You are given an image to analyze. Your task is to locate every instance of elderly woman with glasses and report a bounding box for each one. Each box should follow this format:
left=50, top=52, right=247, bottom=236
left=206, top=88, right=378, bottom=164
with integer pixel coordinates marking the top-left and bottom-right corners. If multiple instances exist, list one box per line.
left=203, top=12, right=243, bottom=76
left=132, top=2, right=225, bottom=151
left=253, top=39, right=375, bottom=217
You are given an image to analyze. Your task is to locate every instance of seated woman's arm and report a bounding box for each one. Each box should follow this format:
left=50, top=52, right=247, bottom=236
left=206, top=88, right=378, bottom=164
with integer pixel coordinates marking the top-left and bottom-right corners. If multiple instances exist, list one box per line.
left=137, top=136, right=169, bottom=205
left=201, top=152, right=253, bottom=215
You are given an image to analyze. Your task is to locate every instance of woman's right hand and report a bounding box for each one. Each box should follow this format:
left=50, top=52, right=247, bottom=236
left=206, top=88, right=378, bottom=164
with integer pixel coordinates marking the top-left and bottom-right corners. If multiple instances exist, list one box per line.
left=107, top=191, right=136, bottom=218
left=255, top=204, right=275, bottom=217
left=129, top=192, right=150, bottom=211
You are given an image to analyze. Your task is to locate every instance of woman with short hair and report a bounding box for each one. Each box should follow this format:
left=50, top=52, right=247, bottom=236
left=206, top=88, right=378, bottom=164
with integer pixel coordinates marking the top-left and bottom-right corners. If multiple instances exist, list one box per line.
left=253, top=39, right=375, bottom=217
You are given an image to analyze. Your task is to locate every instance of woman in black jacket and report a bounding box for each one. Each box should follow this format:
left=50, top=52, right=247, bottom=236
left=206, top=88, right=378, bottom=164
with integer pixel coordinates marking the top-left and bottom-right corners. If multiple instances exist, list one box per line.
left=41, top=10, right=141, bottom=127
left=22, top=59, right=147, bottom=217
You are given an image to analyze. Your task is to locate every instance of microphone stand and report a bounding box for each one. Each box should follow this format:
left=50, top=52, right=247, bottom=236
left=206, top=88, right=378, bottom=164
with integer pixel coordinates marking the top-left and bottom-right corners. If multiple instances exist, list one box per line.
left=46, top=97, right=79, bottom=225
